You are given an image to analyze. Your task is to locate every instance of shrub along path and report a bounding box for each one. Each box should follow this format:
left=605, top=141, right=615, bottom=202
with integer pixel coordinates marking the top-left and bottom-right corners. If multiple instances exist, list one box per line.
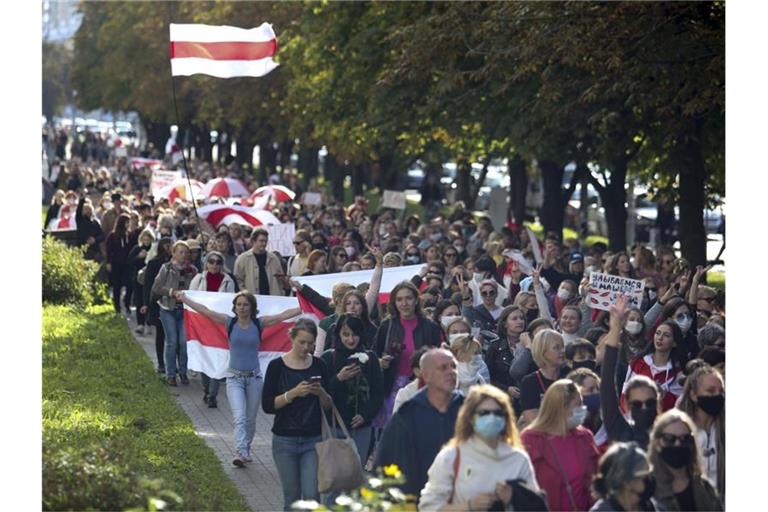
left=42, top=304, right=249, bottom=511
left=126, top=313, right=284, bottom=511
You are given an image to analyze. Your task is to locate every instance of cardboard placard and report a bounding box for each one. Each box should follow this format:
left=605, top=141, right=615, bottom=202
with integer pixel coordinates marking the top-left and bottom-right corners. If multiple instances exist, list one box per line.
left=150, top=170, right=182, bottom=197
left=266, top=223, right=296, bottom=257
left=303, top=192, right=322, bottom=206
left=587, top=272, right=645, bottom=311
left=382, top=190, right=407, bottom=210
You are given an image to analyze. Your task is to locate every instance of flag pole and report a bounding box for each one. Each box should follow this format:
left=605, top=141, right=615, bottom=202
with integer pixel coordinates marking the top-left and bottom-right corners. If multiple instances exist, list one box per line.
left=169, top=74, right=205, bottom=242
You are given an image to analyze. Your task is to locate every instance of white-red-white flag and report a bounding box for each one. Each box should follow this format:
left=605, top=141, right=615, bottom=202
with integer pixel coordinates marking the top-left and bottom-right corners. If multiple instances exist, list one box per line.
left=196, top=204, right=280, bottom=228
left=184, top=291, right=301, bottom=379
left=170, top=23, right=279, bottom=78
left=293, top=264, right=423, bottom=305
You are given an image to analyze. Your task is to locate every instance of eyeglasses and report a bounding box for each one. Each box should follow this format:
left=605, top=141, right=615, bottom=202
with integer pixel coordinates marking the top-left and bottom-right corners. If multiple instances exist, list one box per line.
left=481, top=290, right=497, bottom=297
left=658, top=433, right=694, bottom=447
left=629, top=398, right=657, bottom=410
left=207, top=259, right=223, bottom=265
left=476, top=409, right=506, bottom=418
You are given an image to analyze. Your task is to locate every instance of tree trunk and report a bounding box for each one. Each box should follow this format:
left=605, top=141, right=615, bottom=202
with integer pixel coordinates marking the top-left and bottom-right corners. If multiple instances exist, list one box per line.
left=235, top=130, right=255, bottom=170
left=198, top=124, right=212, bottom=163
left=676, top=121, right=707, bottom=267
left=509, top=154, right=528, bottom=225
left=351, top=164, right=364, bottom=197
left=378, top=153, right=399, bottom=190
left=144, top=120, right=170, bottom=156
left=457, top=157, right=473, bottom=208
left=471, top=157, right=492, bottom=210
left=279, top=139, right=294, bottom=170
left=298, top=145, right=319, bottom=187
left=538, top=159, right=566, bottom=237
left=258, top=138, right=278, bottom=184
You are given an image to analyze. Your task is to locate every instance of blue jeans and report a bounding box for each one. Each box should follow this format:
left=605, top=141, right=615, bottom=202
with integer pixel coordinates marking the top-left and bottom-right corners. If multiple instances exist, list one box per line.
left=272, top=434, right=321, bottom=510
left=226, top=375, right=263, bottom=457
left=159, top=308, right=187, bottom=378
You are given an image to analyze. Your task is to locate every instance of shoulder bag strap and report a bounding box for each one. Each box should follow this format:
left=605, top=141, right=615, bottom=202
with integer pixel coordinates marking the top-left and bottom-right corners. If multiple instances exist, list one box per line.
left=448, top=446, right=461, bottom=504
left=319, top=404, right=333, bottom=441
left=546, top=437, right=578, bottom=511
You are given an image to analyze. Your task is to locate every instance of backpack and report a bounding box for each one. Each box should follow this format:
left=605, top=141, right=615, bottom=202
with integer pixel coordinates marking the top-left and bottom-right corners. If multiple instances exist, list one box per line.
left=227, top=316, right=262, bottom=340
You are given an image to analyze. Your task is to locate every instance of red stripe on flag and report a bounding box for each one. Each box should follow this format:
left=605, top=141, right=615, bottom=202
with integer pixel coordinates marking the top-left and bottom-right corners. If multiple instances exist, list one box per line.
left=297, top=292, right=327, bottom=320
left=170, top=40, right=276, bottom=61
left=184, top=309, right=293, bottom=352
left=205, top=207, right=263, bottom=227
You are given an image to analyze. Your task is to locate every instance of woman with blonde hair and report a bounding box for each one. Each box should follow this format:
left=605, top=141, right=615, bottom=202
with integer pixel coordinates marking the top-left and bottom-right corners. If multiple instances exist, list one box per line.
left=648, top=409, right=722, bottom=511
left=420, top=384, right=539, bottom=511
left=521, top=379, right=600, bottom=511
left=677, top=365, right=725, bottom=498
left=446, top=334, right=488, bottom=396
left=518, top=329, right=568, bottom=425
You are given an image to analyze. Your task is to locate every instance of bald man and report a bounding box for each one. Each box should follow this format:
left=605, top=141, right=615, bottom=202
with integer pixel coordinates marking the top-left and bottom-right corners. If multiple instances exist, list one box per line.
left=374, top=349, right=464, bottom=498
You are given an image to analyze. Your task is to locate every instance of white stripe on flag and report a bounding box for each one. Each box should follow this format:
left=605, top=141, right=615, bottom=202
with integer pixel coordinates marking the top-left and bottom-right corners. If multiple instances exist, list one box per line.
left=171, top=57, right=278, bottom=78
left=293, top=264, right=422, bottom=298
left=170, top=23, right=276, bottom=43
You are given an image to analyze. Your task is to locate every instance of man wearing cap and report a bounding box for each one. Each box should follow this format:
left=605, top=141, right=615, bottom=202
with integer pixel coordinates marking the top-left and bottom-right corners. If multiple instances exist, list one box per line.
left=233, top=228, right=285, bottom=295
left=101, top=192, right=125, bottom=238
left=541, top=249, right=586, bottom=291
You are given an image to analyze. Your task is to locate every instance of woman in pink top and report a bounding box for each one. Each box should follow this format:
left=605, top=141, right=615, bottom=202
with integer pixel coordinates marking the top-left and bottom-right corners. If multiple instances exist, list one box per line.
left=372, top=281, right=442, bottom=428
left=521, top=379, right=600, bottom=511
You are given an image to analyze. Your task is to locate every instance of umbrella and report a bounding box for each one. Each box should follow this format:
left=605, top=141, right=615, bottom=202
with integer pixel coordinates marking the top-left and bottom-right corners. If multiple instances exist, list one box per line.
left=202, top=177, right=249, bottom=198
left=159, top=178, right=204, bottom=203
left=197, top=204, right=281, bottom=228
left=250, top=185, right=296, bottom=203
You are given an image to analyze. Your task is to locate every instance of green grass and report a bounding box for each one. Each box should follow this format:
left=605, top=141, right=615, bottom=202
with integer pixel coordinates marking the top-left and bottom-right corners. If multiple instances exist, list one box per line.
left=43, top=304, right=249, bottom=511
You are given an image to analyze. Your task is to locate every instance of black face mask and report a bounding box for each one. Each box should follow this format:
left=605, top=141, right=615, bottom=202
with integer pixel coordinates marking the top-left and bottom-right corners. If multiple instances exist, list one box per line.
left=572, top=360, right=597, bottom=372
left=631, top=408, right=657, bottom=431
left=660, top=446, right=692, bottom=469
left=526, top=309, right=539, bottom=324
left=639, top=475, right=656, bottom=503
left=696, top=394, right=725, bottom=417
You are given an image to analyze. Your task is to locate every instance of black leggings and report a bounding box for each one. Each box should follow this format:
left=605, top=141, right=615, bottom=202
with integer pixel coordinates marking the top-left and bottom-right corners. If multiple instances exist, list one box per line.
left=109, top=263, right=132, bottom=312
left=154, top=317, right=165, bottom=368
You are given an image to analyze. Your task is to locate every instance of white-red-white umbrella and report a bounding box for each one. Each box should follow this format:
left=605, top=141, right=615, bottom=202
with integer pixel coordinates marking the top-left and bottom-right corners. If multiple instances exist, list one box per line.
left=158, top=178, right=204, bottom=203
left=196, top=204, right=280, bottom=228
left=202, top=177, right=249, bottom=198
left=250, top=185, right=296, bottom=203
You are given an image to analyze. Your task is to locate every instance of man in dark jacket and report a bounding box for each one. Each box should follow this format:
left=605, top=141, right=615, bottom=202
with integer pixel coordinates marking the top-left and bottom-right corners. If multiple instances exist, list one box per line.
left=374, top=348, right=464, bottom=498
left=75, top=194, right=104, bottom=261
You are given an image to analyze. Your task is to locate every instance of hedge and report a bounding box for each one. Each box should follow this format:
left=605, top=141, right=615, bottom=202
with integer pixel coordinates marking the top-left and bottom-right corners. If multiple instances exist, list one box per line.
left=42, top=304, right=248, bottom=511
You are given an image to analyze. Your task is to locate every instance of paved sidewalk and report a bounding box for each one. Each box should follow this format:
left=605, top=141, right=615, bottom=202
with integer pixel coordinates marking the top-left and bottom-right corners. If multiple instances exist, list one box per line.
left=126, top=315, right=283, bottom=511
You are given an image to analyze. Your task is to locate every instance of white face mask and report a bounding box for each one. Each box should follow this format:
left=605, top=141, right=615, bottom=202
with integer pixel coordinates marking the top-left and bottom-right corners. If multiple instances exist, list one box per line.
left=648, top=290, right=657, bottom=302
left=557, top=289, right=571, bottom=301
left=473, top=272, right=485, bottom=283
left=448, top=332, right=469, bottom=344
left=625, top=320, right=643, bottom=335
left=567, top=405, right=588, bottom=429
left=676, top=314, right=693, bottom=334
left=441, top=315, right=462, bottom=328
left=344, top=246, right=356, bottom=257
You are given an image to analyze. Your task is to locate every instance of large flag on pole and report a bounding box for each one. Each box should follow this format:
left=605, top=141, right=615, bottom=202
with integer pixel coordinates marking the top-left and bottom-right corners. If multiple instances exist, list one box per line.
left=170, top=23, right=279, bottom=78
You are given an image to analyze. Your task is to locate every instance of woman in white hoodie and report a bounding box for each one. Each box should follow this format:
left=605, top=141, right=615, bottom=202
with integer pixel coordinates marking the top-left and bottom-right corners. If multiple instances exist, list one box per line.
left=419, top=384, right=539, bottom=511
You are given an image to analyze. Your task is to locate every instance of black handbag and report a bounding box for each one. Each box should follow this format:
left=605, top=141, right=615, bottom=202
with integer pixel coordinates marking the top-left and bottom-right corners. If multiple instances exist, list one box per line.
left=505, top=479, right=549, bottom=511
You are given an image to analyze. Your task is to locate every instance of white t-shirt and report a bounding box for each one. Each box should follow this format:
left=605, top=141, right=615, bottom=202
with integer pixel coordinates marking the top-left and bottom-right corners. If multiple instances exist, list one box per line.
left=697, top=423, right=718, bottom=488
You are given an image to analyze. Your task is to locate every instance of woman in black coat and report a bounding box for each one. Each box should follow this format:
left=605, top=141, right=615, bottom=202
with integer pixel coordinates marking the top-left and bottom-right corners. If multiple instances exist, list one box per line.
left=141, top=237, right=172, bottom=373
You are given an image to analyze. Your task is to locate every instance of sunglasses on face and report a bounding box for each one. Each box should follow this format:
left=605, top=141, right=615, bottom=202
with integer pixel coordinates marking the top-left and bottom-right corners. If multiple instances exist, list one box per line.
left=658, top=433, right=694, bottom=447
left=629, top=399, right=657, bottom=410
left=476, top=409, right=506, bottom=418
left=481, top=290, right=497, bottom=297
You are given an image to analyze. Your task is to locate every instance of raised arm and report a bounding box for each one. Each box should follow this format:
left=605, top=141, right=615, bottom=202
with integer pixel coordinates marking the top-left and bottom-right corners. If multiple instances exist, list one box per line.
left=532, top=265, right=554, bottom=323
left=600, top=295, right=631, bottom=441
left=175, top=291, right=230, bottom=324
left=261, top=307, right=301, bottom=327
left=365, top=245, right=384, bottom=314
left=687, top=265, right=711, bottom=306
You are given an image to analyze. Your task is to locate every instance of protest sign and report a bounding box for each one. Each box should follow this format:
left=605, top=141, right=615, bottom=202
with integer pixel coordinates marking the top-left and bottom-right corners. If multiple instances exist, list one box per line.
left=303, top=192, right=322, bottom=206
left=266, top=223, right=296, bottom=257
left=587, top=272, right=645, bottom=311
left=526, top=227, right=543, bottom=264
left=150, top=170, right=182, bottom=197
left=114, top=146, right=128, bottom=158
left=382, top=190, right=407, bottom=210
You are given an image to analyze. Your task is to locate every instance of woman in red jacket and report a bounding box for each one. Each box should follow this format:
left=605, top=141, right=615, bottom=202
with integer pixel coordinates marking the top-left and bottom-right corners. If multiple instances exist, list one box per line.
left=521, top=379, right=600, bottom=511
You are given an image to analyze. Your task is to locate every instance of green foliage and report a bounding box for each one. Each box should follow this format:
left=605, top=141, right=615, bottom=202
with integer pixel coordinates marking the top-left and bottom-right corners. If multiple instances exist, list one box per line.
left=42, top=236, right=108, bottom=306
left=42, top=42, right=72, bottom=121
left=42, top=304, right=248, bottom=511
left=43, top=442, right=183, bottom=511
left=293, top=464, right=416, bottom=511
left=708, top=271, right=724, bottom=291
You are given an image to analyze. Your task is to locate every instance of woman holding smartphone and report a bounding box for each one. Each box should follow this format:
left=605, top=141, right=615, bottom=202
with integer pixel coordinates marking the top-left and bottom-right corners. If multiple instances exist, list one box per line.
left=263, top=318, right=333, bottom=510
